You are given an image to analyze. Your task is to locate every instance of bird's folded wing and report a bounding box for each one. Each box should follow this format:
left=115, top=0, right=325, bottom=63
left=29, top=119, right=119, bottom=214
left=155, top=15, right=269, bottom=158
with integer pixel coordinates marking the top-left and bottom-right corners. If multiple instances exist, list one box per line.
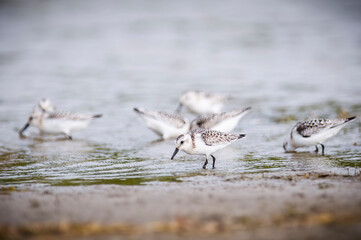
left=47, top=111, right=90, bottom=121
left=145, top=111, right=186, bottom=128
left=201, top=130, right=238, bottom=146
left=296, top=119, right=332, bottom=137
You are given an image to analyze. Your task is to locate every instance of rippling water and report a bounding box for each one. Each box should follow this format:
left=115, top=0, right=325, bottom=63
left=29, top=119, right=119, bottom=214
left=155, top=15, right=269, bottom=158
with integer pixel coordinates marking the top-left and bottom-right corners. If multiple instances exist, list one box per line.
left=0, top=0, right=360, bottom=186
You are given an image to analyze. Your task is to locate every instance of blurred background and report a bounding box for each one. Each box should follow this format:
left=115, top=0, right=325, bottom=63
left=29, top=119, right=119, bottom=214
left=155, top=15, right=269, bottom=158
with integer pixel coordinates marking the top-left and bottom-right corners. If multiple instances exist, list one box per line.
left=0, top=0, right=360, bottom=186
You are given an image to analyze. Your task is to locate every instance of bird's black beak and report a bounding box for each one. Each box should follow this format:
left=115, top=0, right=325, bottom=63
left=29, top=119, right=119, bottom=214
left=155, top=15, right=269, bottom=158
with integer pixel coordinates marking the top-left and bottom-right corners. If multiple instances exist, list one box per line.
left=19, top=122, right=30, bottom=135
left=171, top=148, right=179, bottom=160
left=175, top=103, right=183, bottom=113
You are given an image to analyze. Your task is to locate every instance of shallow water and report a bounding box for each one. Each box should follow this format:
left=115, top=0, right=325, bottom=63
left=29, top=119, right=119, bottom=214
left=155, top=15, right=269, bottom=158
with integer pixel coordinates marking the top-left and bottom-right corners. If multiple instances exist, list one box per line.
left=0, top=0, right=360, bottom=186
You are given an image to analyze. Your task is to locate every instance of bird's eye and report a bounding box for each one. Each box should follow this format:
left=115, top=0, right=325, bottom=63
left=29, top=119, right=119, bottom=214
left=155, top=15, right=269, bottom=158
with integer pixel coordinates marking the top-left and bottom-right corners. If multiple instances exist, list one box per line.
left=180, top=141, right=184, bottom=144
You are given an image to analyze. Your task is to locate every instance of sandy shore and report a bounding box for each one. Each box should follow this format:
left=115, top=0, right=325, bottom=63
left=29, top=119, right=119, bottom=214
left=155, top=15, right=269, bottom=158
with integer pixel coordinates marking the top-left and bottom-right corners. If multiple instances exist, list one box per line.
left=1, top=171, right=361, bottom=240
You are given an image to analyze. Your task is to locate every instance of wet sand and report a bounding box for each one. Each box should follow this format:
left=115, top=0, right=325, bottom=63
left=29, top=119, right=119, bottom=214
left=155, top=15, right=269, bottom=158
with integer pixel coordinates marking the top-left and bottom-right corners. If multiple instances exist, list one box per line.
left=1, top=171, right=361, bottom=239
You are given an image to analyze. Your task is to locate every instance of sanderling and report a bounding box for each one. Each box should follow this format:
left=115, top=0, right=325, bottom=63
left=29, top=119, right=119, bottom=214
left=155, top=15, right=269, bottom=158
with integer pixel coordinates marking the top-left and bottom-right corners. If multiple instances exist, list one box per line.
left=190, top=107, right=251, bottom=133
left=38, top=98, right=56, bottom=112
left=176, top=90, right=229, bottom=115
left=283, top=116, right=356, bottom=155
left=171, top=128, right=246, bottom=169
left=19, top=108, right=102, bottom=139
left=134, top=107, right=190, bottom=140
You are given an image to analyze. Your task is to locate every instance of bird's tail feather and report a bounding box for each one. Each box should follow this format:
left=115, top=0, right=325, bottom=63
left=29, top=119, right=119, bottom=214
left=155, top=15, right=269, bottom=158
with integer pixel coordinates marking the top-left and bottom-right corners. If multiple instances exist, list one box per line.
left=346, top=116, right=356, bottom=122
left=133, top=107, right=144, bottom=114
left=243, top=106, right=252, bottom=112
left=93, top=114, right=102, bottom=118
left=238, top=134, right=246, bottom=139
left=331, top=116, right=356, bottom=128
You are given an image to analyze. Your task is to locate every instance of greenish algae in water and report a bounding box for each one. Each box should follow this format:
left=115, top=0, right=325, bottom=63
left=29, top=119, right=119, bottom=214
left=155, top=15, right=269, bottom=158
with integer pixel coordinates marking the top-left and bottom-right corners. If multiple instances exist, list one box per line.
left=52, top=176, right=182, bottom=186
left=328, top=151, right=361, bottom=168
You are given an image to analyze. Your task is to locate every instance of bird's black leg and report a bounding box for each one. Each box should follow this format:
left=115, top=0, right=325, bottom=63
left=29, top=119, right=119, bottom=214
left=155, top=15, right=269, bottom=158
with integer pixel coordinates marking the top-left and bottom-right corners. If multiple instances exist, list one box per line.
left=202, top=157, right=208, bottom=169
left=315, top=145, right=319, bottom=153
left=211, top=155, right=216, bottom=169
left=321, top=144, right=325, bottom=156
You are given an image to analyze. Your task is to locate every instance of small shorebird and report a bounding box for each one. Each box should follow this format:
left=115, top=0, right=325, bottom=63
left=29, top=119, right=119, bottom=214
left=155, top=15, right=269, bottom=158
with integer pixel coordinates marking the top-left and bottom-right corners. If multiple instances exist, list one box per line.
left=19, top=109, right=102, bottom=139
left=176, top=90, right=229, bottom=115
left=283, top=116, right=356, bottom=155
left=171, top=128, right=246, bottom=169
left=190, top=107, right=251, bottom=133
left=134, top=107, right=190, bottom=140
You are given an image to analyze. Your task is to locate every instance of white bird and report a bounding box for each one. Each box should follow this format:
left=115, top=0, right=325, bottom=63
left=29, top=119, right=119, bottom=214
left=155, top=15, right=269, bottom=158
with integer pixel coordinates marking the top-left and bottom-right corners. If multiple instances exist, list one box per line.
left=134, top=107, right=190, bottom=140
left=190, top=107, right=251, bottom=133
left=283, top=116, right=356, bottom=155
left=171, top=128, right=246, bottom=169
left=19, top=109, right=102, bottom=139
left=176, top=90, right=229, bottom=115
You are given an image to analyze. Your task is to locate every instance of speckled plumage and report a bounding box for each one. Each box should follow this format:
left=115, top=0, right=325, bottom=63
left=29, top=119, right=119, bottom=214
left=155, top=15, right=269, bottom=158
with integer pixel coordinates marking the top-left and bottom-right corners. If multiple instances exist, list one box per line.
left=295, top=118, right=349, bottom=137
left=47, top=111, right=101, bottom=121
left=191, top=128, right=242, bottom=146
left=190, top=107, right=251, bottom=132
